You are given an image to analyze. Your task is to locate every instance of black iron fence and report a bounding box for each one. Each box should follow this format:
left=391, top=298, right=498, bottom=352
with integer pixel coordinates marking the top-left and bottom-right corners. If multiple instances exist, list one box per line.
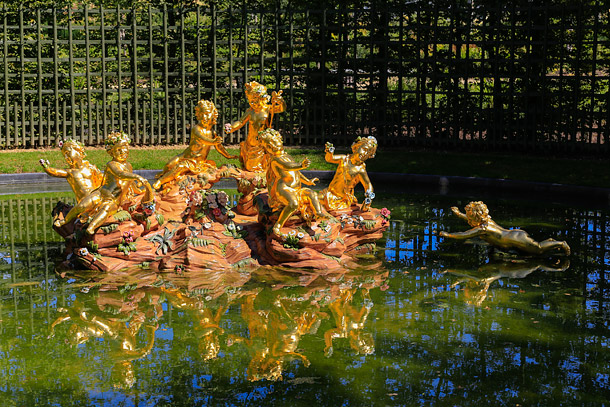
left=0, top=2, right=608, bottom=154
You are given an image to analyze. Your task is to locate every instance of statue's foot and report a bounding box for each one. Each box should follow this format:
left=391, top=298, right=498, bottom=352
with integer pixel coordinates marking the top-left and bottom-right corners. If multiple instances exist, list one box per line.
left=85, top=225, right=96, bottom=235
left=53, top=219, right=65, bottom=228
left=152, top=180, right=162, bottom=190
left=562, top=242, right=571, bottom=255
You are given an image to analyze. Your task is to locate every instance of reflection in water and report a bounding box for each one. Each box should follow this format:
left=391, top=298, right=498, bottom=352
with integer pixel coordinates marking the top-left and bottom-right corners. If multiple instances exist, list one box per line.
left=444, top=258, right=571, bottom=306
left=1, top=194, right=610, bottom=405
left=48, top=288, right=163, bottom=389
left=324, top=287, right=374, bottom=357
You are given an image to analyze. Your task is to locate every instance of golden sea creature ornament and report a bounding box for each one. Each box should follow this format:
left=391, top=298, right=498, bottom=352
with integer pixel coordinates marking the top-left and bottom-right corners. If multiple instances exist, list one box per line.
left=319, top=136, right=377, bottom=212
left=259, top=128, right=330, bottom=235
left=439, top=201, right=571, bottom=256
left=54, top=132, right=155, bottom=234
left=154, top=99, right=237, bottom=190
left=40, top=138, right=103, bottom=201
left=225, top=81, right=286, bottom=173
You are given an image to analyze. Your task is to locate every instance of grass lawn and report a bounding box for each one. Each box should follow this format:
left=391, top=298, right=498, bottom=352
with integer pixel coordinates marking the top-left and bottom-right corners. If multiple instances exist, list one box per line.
left=0, top=145, right=608, bottom=189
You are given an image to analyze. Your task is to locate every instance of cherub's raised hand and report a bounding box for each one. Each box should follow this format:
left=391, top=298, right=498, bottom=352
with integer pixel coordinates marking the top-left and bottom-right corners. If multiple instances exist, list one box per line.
left=271, top=90, right=283, bottom=103
left=325, top=142, right=335, bottom=154
left=301, top=157, right=311, bottom=169
left=39, top=158, right=50, bottom=168
left=224, top=123, right=232, bottom=134
left=450, top=206, right=460, bottom=215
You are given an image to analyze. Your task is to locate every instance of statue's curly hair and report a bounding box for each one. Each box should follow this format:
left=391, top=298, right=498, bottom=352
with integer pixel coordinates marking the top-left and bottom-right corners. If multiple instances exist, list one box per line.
left=194, top=99, right=218, bottom=122
left=257, top=128, right=282, bottom=144
left=60, top=138, right=85, bottom=154
left=464, top=201, right=490, bottom=226
left=245, top=81, right=270, bottom=103
left=104, top=131, right=131, bottom=151
left=351, top=136, right=378, bottom=160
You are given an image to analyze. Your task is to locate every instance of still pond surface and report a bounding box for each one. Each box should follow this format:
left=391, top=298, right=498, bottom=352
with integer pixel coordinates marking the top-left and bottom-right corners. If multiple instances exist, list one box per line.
left=0, top=191, right=608, bottom=406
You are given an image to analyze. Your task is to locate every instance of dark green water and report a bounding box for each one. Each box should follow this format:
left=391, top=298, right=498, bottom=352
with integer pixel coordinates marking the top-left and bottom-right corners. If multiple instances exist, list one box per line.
left=0, top=192, right=608, bottom=406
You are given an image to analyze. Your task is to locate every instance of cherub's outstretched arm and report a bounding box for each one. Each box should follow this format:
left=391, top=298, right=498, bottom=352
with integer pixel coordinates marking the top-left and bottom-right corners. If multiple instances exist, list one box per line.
left=450, top=206, right=469, bottom=222
left=107, top=162, right=146, bottom=182
left=324, top=142, right=344, bottom=164
left=270, top=91, right=286, bottom=114
left=274, top=157, right=311, bottom=171
left=439, top=227, right=486, bottom=240
left=226, top=111, right=251, bottom=134
left=214, top=140, right=238, bottom=160
left=300, top=173, right=319, bottom=186
left=357, top=170, right=374, bottom=211
left=192, top=127, right=222, bottom=145
left=41, top=162, right=68, bottom=178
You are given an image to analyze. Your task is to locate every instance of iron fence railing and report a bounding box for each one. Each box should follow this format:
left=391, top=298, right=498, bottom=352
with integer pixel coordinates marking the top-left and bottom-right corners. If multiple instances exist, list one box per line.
left=0, top=3, right=608, bottom=154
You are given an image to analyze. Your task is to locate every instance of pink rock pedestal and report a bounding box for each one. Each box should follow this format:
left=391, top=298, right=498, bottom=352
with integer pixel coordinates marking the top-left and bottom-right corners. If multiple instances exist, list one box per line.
left=53, top=172, right=389, bottom=274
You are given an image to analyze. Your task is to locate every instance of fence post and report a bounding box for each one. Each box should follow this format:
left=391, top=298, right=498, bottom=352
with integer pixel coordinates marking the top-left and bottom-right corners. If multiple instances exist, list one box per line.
left=85, top=5, right=93, bottom=145
left=19, top=7, right=25, bottom=146
left=3, top=6, right=9, bottom=147
left=52, top=8, right=59, bottom=143
left=36, top=8, right=43, bottom=147
left=148, top=5, right=154, bottom=144
left=68, top=7, right=76, bottom=139
left=100, top=8, right=108, bottom=140
left=117, top=4, right=123, bottom=133
left=181, top=7, right=187, bottom=143
left=132, top=6, right=139, bottom=143
left=163, top=5, right=169, bottom=144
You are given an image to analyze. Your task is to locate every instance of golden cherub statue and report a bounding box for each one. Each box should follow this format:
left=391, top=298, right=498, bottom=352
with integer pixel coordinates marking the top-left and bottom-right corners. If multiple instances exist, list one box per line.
left=439, top=201, right=571, bottom=256
left=54, top=132, right=155, bottom=235
left=319, top=136, right=377, bottom=212
left=153, top=99, right=237, bottom=190
left=225, top=81, right=286, bottom=173
left=258, top=128, right=329, bottom=235
left=40, top=139, right=103, bottom=202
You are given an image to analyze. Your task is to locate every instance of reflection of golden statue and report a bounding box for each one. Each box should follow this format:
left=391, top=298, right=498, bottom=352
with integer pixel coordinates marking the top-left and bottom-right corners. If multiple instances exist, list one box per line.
left=259, top=128, right=329, bottom=235
left=162, top=287, right=227, bottom=361
left=153, top=99, right=237, bottom=190
left=319, top=136, right=377, bottom=211
left=439, top=201, right=571, bottom=256
left=40, top=139, right=103, bottom=201
left=228, top=293, right=317, bottom=381
left=54, top=132, right=155, bottom=234
left=446, top=258, right=570, bottom=306
left=48, top=298, right=158, bottom=389
left=225, top=81, right=286, bottom=173
left=324, top=288, right=374, bottom=357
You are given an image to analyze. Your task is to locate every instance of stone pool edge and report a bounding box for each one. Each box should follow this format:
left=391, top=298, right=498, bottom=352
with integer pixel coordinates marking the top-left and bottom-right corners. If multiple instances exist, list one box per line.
left=1, top=170, right=609, bottom=205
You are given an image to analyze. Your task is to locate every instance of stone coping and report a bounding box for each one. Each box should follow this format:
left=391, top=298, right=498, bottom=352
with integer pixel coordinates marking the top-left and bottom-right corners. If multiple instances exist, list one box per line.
left=1, top=170, right=608, bottom=206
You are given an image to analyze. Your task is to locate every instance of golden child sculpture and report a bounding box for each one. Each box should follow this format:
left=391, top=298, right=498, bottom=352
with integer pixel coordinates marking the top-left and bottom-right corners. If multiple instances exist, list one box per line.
left=40, top=139, right=103, bottom=202
left=50, top=105, right=389, bottom=273
left=439, top=201, right=571, bottom=256
left=319, top=136, right=377, bottom=212
left=54, top=132, right=155, bottom=235
left=153, top=99, right=237, bottom=190
left=258, top=128, right=329, bottom=235
left=225, top=81, right=286, bottom=173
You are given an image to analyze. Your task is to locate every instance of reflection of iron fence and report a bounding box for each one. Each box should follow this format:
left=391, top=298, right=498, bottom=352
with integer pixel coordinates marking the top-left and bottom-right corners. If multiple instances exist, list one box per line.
left=0, top=196, right=71, bottom=285
left=0, top=3, right=608, bottom=154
